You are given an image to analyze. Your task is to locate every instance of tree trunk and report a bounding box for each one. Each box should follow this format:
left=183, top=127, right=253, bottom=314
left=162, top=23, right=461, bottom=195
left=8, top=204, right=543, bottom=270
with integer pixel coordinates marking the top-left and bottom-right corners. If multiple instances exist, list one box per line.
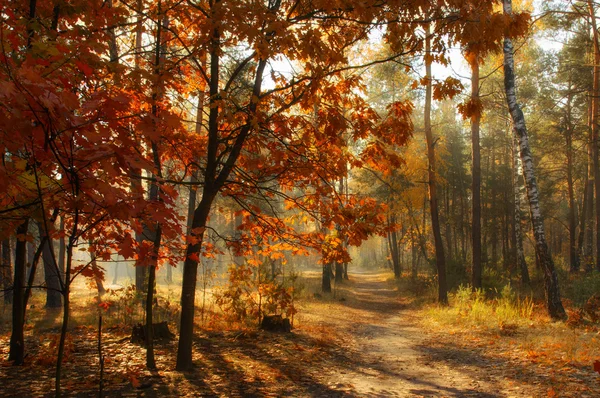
left=176, top=0, right=269, bottom=369
left=89, top=243, right=105, bottom=297
left=343, top=263, right=348, bottom=280
left=334, top=261, right=344, bottom=283
left=411, top=234, right=418, bottom=279
left=26, top=238, right=34, bottom=283
left=388, top=215, right=401, bottom=279
left=386, top=218, right=394, bottom=271
left=391, top=226, right=401, bottom=278
left=512, top=132, right=530, bottom=285
left=424, top=28, right=448, bottom=304
left=490, top=131, right=499, bottom=269
left=1, top=238, right=12, bottom=304
left=9, top=221, right=28, bottom=365
left=177, top=18, right=221, bottom=366
left=503, top=0, right=564, bottom=319
left=185, top=57, right=206, bottom=279
left=585, top=90, right=595, bottom=270
left=177, top=191, right=216, bottom=370
left=338, top=176, right=349, bottom=281
left=444, top=187, right=453, bottom=262
left=470, top=57, right=482, bottom=290
left=56, top=206, right=78, bottom=397
left=577, top=179, right=589, bottom=265
left=589, top=0, right=600, bottom=272
left=145, top=7, right=168, bottom=370
left=565, top=85, right=579, bottom=272
left=58, top=217, right=65, bottom=280
left=38, top=222, right=62, bottom=308
left=322, top=262, right=332, bottom=292
left=132, top=0, right=147, bottom=294
left=502, top=196, right=510, bottom=271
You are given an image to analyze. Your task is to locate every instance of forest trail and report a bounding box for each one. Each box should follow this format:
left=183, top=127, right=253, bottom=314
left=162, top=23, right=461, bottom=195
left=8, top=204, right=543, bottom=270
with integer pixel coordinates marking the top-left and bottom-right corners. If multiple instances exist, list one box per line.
left=302, top=270, right=547, bottom=397
left=2, top=270, right=590, bottom=397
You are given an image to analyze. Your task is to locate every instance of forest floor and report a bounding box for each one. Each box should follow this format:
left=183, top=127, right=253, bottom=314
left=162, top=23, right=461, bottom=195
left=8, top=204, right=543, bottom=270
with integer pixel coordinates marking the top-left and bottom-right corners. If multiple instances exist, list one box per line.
left=0, top=270, right=599, bottom=397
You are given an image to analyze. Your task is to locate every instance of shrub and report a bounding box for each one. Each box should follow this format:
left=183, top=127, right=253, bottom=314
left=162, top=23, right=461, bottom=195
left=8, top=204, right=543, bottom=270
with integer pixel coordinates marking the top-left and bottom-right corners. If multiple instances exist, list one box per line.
left=214, top=260, right=297, bottom=327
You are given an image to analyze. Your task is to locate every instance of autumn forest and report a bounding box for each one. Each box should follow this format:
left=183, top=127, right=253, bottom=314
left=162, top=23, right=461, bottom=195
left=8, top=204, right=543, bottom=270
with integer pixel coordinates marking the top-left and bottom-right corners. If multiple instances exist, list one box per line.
left=1, top=0, right=600, bottom=396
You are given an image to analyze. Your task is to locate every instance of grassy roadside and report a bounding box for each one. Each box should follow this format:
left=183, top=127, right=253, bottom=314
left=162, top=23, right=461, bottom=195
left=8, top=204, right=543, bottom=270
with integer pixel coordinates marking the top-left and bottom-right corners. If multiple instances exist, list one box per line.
left=391, top=272, right=600, bottom=396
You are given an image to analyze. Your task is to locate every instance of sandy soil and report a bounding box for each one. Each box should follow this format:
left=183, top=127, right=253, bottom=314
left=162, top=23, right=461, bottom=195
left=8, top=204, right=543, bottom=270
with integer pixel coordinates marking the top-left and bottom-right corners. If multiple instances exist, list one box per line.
left=299, top=271, right=550, bottom=397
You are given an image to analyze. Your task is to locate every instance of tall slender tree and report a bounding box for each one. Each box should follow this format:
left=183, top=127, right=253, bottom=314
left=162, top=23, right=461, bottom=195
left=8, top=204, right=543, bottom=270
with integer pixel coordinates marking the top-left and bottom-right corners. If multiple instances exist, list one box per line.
left=512, top=133, right=530, bottom=285
left=588, top=0, right=600, bottom=271
left=1, top=239, right=11, bottom=304
left=503, top=0, right=566, bottom=319
left=8, top=221, right=28, bottom=365
left=470, top=57, right=482, bottom=290
left=424, top=27, right=448, bottom=305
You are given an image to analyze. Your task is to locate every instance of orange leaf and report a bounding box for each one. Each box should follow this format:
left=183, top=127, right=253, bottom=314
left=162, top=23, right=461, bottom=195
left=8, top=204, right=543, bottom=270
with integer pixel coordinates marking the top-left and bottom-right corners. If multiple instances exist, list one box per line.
left=129, top=375, right=141, bottom=388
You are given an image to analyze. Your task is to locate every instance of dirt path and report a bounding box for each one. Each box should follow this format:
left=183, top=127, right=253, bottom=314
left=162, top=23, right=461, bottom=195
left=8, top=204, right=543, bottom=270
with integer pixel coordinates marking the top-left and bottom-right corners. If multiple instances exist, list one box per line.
left=2, top=270, right=594, bottom=397
left=301, top=270, right=548, bottom=397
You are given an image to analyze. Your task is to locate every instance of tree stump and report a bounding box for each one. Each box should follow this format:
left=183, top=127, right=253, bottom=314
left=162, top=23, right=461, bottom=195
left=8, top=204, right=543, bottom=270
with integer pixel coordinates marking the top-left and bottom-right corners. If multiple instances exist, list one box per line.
left=130, top=321, right=175, bottom=344
left=260, top=315, right=291, bottom=333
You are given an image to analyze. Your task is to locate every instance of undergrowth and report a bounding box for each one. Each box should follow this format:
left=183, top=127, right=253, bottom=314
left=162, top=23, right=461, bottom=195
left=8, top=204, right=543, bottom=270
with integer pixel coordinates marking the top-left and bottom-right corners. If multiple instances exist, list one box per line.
left=423, top=279, right=600, bottom=370
left=427, top=283, right=535, bottom=329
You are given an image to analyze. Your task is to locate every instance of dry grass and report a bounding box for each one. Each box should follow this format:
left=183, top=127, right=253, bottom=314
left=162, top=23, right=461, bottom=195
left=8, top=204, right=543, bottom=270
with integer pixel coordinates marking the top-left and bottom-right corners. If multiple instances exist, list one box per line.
left=422, top=284, right=600, bottom=382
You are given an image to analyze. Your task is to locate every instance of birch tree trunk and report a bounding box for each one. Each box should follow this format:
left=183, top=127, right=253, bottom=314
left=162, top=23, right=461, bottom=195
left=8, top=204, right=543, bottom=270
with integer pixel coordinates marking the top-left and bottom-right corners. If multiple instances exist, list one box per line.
left=424, top=27, right=448, bottom=305
left=503, top=0, right=565, bottom=319
left=512, top=133, right=529, bottom=285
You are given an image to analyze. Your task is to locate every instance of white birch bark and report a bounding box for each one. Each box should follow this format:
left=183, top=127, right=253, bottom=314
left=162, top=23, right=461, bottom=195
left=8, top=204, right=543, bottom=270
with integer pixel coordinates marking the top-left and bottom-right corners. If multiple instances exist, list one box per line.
left=512, top=132, right=529, bottom=285
left=503, top=0, right=565, bottom=319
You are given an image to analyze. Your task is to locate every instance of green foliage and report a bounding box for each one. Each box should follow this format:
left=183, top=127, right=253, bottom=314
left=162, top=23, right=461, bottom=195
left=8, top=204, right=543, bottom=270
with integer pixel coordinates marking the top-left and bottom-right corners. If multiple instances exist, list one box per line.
left=495, top=284, right=534, bottom=323
left=392, top=273, right=437, bottom=300
left=481, top=267, right=514, bottom=296
left=559, top=269, right=600, bottom=307
left=445, top=258, right=469, bottom=290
